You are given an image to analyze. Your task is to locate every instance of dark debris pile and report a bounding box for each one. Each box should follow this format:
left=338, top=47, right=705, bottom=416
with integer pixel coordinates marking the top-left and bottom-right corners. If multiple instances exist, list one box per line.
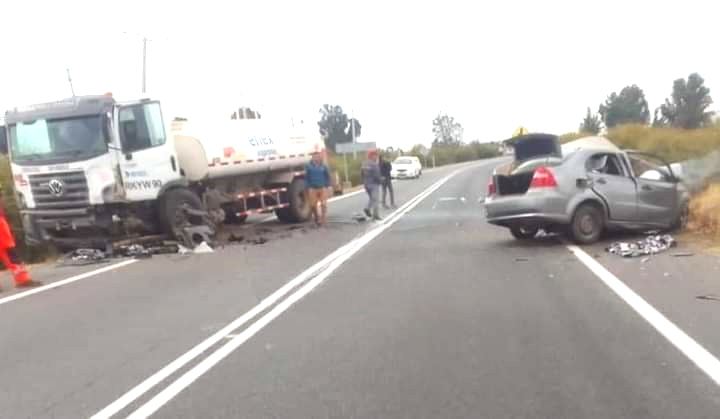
left=606, top=234, right=677, bottom=258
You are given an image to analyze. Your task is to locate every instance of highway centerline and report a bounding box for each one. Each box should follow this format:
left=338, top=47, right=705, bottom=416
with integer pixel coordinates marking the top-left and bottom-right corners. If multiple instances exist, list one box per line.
left=92, top=167, right=467, bottom=419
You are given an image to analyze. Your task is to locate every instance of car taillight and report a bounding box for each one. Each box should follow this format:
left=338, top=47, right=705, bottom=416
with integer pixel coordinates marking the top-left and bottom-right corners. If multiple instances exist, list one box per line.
left=529, top=166, right=557, bottom=188
left=13, top=174, right=28, bottom=187
left=487, top=177, right=496, bottom=196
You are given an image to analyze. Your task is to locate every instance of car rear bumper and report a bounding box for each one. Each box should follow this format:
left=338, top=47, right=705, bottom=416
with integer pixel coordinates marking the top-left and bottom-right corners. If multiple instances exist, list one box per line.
left=484, top=191, right=571, bottom=227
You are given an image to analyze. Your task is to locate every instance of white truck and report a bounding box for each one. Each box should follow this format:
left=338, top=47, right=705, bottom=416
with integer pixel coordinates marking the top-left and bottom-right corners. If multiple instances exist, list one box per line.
left=3, top=93, right=329, bottom=249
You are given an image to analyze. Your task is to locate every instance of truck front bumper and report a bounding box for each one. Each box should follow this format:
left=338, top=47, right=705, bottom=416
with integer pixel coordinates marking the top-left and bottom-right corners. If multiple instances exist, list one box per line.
left=21, top=208, right=109, bottom=248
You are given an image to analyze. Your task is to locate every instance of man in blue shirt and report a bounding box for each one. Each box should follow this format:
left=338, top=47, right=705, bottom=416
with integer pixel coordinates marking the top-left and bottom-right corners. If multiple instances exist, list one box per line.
left=305, top=151, right=331, bottom=225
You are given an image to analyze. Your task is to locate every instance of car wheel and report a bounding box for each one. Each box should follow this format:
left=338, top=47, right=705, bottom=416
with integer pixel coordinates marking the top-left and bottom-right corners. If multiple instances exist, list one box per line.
left=569, top=203, right=604, bottom=244
left=510, top=226, right=539, bottom=240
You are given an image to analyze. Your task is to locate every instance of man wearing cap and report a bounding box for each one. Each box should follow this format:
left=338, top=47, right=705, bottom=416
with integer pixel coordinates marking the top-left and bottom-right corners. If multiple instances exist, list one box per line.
left=361, top=149, right=383, bottom=221
left=304, top=151, right=331, bottom=226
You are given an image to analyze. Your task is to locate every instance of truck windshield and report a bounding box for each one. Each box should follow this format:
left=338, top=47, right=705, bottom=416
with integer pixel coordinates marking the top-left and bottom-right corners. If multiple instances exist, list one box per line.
left=8, top=115, right=107, bottom=164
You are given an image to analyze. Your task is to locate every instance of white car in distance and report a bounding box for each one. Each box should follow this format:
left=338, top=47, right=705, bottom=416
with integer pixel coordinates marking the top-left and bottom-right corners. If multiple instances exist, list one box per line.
left=391, top=156, right=423, bottom=179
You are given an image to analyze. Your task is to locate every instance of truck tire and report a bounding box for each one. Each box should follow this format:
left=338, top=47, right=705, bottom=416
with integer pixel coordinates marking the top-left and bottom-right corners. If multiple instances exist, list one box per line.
left=159, top=188, right=204, bottom=235
left=275, top=178, right=311, bottom=223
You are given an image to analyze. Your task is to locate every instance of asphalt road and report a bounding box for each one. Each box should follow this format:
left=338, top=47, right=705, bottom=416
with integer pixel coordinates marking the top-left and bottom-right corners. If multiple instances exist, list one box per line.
left=2, top=159, right=720, bottom=418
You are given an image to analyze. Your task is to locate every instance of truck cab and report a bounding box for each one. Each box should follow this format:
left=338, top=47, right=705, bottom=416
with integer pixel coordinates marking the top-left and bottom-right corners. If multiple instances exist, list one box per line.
left=5, top=94, right=182, bottom=248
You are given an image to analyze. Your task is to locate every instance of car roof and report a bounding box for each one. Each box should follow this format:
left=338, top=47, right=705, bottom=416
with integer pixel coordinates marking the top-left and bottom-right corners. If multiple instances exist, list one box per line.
left=561, top=136, right=621, bottom=154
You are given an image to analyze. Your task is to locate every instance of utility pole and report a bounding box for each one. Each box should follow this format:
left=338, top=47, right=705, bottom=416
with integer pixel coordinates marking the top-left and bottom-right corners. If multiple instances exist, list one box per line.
left=123, top=32, right=155, bottom=93
left=66, top=69, right=75, bottom=97
left=351, top=109, right=357, bottom=160
left=142, top=37, right=148, bottom=93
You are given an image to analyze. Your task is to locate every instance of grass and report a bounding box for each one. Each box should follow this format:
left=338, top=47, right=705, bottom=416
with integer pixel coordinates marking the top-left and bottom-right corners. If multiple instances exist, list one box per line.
left=688, top=183, right=720, bottom=241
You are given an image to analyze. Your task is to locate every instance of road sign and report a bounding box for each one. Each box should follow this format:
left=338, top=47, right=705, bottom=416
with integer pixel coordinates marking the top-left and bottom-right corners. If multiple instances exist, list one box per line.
left=335, top=141, right=377, bottom=154
left=513, top=126, right=529, bottom=137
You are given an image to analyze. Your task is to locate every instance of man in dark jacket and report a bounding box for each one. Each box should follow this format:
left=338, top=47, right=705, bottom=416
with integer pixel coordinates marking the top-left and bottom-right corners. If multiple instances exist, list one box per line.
left=379, top=154, right=395, bottom=209
left=361, top=149, right=382, bottom=221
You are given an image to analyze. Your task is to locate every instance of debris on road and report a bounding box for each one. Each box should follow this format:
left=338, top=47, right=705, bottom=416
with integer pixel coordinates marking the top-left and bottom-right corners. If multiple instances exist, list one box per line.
left=515, top=257, right=529, bottom=262
left=193, top=242, right=214, bottom=254
left=696, top=294, right=720, bottom=301
left=250, top=237, right=268, bottom=245
left=58, top=248, right=108, bottom=266
left=606, top=234, right=677, bottom=258
left=227, top=234, right=244, bottom=243
left=671, top=252, right=694, bottom=257
left=352, top=213, right=368, bottom=223
left=116, top=244, right=152, bottom=259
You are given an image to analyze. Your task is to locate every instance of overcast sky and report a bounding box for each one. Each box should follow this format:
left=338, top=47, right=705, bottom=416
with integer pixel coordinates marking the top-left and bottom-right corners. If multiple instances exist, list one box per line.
left=1, top=0, right=717, bottom=150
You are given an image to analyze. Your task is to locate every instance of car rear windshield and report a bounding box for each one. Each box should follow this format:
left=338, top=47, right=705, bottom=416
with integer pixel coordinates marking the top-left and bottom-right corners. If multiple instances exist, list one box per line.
left=510, top=156, right=564, bottom=174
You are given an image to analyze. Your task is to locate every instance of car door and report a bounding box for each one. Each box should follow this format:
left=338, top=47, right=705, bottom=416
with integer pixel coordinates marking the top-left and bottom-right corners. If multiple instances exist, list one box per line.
left=625, top=151, right=678, bottom=225
left=586, top=152, right=638, bottom=221
left=116, top=101, right=181, bottom=202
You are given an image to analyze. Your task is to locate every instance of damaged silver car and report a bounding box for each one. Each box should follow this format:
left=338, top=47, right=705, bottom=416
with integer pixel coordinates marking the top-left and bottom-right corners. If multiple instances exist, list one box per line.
left=484, top=133, right=690, bottom=244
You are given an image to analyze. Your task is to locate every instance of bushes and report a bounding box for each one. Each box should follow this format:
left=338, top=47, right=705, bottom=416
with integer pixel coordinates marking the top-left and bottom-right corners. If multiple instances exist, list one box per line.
left=689, top=183, right=720, bottom=239
left=0, top=155, right=51, bottom=263
left=605, top=124, right=720, bottom=163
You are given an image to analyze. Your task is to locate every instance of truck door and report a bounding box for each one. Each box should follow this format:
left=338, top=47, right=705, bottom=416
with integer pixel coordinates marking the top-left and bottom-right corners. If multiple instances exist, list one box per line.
left=117, top=101, right=180, bottom=201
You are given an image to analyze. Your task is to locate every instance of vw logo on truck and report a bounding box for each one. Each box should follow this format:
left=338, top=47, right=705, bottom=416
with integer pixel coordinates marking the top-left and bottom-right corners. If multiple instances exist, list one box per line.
left=47, top=179, right=65, bottom=197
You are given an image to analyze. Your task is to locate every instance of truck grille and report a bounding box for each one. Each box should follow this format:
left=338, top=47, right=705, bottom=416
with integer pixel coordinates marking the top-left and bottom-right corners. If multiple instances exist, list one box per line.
left=29, top=171, right=90, bottom=210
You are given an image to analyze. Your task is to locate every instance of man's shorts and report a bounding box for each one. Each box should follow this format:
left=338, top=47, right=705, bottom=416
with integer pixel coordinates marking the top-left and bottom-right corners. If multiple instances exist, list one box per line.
left=306, top=187, right=328, bottom=208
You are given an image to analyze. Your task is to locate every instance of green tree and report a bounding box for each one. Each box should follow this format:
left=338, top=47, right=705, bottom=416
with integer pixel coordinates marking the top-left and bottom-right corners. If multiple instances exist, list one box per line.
left=656, top=73, right=714, bottom=129
left=579, top=107, right=602, bottom=134
left=598, top=85, right=650, bottom=128
left=317, top=104, right=362, bottom=151
left=432, top=114, right=463, bottom=146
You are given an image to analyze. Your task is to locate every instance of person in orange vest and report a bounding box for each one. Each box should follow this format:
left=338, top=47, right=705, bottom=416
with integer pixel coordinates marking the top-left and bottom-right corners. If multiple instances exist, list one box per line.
left=0, top=201, right=35, bottom=289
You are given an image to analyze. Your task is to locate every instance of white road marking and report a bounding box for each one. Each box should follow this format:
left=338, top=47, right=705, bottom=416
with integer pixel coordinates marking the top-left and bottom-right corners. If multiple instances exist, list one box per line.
left=257, top=188, right=366, bottom=223
left=95, top=169, right=463, bottom=419
left=0, top=259, right=138, bottom=307
left=568, top=245, right=720, bottom=387
left=126, top=170, right=461, bottom=419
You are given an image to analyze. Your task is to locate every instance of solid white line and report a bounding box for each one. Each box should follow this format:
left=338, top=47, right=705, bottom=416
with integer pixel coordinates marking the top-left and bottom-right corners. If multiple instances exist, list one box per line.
left=568, top=245, right=720, bottom=386
left=0, top=259, right=138, bottom=307
left=126, top=170, right=462, bottom=419
left=91, top=171, right=461, bottom=419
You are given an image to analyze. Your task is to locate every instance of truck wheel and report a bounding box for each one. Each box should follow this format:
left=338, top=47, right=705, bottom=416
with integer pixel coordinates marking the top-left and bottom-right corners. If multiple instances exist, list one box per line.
left=275, top=178, right=312, bottom=223
left=569, top=203, right=604, bottom=244
left=160, top=188, right=204, bottom=235
left=510, top=226, right=539, bottom=240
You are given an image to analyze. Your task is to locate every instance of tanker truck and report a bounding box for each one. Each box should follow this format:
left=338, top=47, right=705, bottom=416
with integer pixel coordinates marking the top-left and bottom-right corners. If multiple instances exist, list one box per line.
left=3, top=93, right=331, bottom=249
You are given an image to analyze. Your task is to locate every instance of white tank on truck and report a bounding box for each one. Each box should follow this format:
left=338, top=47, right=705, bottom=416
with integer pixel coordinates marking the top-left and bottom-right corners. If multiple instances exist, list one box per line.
left=172, top=117, right=323, bottom=181
left=3, top=93, right=334, bottom=250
